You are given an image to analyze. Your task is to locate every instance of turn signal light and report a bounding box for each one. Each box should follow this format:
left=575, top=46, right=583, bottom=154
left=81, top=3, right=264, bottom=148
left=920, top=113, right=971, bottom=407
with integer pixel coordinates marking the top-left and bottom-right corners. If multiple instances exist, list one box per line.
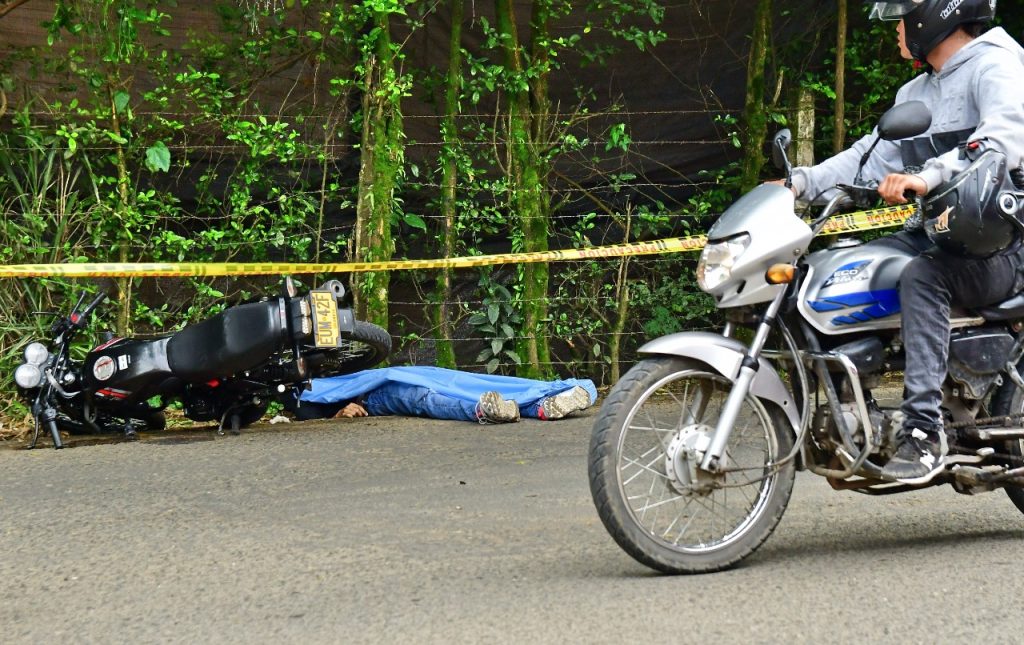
left=765, top=264, right=796, bottom=284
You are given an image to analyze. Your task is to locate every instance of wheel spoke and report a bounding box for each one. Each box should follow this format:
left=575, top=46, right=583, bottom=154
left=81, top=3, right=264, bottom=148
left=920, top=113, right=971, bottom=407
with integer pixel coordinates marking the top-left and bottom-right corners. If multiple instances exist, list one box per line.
left=670, top=500, right=703, bottom=546
left=621, top=447, right=666, bottom=486
left=633, top=492, right=689, bottom=513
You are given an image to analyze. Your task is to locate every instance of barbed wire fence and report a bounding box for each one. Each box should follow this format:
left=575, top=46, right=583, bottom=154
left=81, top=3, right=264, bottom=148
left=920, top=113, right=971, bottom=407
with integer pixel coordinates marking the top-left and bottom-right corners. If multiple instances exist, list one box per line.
left=0, top=102, right=782, bottom=385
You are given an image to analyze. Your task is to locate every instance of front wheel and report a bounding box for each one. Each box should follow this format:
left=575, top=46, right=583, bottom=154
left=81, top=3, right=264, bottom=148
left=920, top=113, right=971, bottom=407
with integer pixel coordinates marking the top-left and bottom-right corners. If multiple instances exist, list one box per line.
left=221, top=401, right=269, bottom=431
left=588, top=356, right=795, bottom=574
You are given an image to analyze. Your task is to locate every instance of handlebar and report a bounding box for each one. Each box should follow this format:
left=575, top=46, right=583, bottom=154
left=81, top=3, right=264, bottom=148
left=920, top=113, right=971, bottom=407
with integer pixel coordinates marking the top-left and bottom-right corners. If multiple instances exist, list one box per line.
left=78, top=291, right=107, bottom=324
left=811, top=184, right=922, bottom=236
left=810, top=191, right=853, bottom=235
left=835, top=183, right=880, bottom=210
left=54, top=291, right=107, bottom=336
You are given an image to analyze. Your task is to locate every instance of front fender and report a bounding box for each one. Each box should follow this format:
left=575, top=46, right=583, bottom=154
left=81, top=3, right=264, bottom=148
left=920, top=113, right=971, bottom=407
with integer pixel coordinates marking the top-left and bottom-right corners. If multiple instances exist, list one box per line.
left=638, top=331, right=799, bottom=433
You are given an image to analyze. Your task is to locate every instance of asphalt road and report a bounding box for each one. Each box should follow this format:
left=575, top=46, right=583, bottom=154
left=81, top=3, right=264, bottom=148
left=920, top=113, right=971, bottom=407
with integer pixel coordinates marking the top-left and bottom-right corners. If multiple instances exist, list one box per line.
left=2, top=411, right=1024, bottom=644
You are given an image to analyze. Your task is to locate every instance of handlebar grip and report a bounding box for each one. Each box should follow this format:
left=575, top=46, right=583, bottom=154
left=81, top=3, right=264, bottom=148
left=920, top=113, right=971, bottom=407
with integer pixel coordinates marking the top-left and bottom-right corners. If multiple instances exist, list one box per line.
left=48, top=419, right=64, bottom=449
left=77, top=292, right=107, bottom=323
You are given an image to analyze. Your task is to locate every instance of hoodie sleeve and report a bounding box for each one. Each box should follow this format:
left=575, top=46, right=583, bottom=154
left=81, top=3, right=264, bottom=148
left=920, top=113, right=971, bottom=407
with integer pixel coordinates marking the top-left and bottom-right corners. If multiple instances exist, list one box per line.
left=790, top=80, right=918, bottom=203
left=915, top=50, right=1024, bottom=192
left=790, top=132, right=905, bottom=202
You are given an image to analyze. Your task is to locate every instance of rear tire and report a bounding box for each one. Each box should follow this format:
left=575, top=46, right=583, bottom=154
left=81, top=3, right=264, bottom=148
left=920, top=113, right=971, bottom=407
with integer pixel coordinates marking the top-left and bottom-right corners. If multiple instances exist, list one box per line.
left=989, top=368, right=1024, bottom=514
left=304, top=320, right=392, bottom=378
left=257, top=320, right=392, bottom=385
left=588, top=357, right=795, bottom=573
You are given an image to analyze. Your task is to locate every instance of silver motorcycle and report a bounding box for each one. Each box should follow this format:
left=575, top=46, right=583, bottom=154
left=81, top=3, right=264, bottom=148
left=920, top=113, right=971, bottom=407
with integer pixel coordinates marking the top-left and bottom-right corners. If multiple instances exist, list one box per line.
left=588, top=101, right=1024, bottom=573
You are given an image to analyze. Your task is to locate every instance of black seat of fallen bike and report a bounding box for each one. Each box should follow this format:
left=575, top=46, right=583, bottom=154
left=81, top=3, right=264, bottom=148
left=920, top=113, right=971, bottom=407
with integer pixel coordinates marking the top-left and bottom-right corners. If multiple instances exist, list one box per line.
left=167, top=302, right=284, bottom=381
left=975, top=293, right=1024, bottom=322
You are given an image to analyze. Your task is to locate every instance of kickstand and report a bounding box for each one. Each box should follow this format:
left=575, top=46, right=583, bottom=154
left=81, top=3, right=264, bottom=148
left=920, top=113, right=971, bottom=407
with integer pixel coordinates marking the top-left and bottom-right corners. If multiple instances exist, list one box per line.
left=218, top=410, right=242, bottom=436
left=28, top=418, right=40, bottom=450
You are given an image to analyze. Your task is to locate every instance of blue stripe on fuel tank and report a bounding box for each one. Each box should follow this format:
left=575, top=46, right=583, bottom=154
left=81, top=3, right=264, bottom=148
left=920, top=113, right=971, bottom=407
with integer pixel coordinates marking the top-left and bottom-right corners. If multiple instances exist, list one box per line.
left=806, top=289, right=902, bottom=326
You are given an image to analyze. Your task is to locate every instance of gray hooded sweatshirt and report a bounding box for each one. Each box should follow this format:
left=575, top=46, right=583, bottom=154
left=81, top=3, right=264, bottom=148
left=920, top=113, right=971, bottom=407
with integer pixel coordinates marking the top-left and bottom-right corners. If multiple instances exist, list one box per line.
left=792, top=27, right=1024, bottom=202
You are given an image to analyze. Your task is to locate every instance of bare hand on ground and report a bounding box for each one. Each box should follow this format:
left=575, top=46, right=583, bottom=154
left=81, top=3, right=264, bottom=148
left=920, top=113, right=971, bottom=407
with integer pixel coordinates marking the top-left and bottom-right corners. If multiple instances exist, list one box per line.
left=334, top=402, right=368, bottom=418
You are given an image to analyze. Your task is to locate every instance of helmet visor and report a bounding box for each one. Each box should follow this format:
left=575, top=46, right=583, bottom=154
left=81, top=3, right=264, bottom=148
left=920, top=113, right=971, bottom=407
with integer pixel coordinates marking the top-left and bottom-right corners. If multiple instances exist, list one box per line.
left=869, top=2, right=915, bottom=21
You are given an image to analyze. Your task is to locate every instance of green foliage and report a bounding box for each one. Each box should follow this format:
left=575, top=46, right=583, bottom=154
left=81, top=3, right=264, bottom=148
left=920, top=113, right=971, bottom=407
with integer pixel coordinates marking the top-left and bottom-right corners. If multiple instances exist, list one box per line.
left=802, top=5, right=916, bottom=155
left=630, top=270, right=718, bottom=337
left=1, top=0, right=941, bottom=432
left=468, top=275, right=522, bottom=374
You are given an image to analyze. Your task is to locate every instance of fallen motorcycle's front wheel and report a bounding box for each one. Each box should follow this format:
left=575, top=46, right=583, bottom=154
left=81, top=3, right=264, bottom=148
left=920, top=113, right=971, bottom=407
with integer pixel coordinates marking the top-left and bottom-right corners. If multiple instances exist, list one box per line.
left=588, top=357, right=795, bottom=574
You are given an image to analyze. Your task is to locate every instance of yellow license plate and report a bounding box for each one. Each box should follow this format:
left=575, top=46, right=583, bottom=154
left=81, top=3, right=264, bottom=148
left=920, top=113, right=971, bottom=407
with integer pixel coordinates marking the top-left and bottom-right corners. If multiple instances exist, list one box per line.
left=311, top=291, right=340, bottom=348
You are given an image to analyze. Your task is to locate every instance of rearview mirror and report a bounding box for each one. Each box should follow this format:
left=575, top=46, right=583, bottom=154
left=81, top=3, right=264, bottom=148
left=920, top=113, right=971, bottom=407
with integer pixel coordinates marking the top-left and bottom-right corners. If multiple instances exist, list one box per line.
left=877, top=100, right=932, bottom=141
left=771, top=129, right=792, bottom=171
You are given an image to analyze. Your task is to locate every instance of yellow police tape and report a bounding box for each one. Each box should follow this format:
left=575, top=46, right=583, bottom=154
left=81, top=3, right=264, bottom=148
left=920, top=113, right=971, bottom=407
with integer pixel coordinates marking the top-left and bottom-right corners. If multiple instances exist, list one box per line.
left=0, top=204, right=916, bottom=279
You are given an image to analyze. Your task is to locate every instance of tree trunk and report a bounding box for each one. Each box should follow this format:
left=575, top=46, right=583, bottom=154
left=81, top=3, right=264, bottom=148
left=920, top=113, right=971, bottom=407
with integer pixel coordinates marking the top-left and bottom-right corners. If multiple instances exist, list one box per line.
left=740, top=0, right=772, bottom=191
left=793, top=85, right=815, bottom=167
left=432, top=0, right=465, bottom=369
left=833, top=0, right=848, bottom=154
left=522, top=0, right=553, bottom=378
left=352, top=12, right=402, bottom=331
left=608, top=237, right=631, bottom=384
left=107, top=75, right=133, bottom=336
left=608, top=273, right=629, bottom=384
left=494, top=0, right=551, bottom=378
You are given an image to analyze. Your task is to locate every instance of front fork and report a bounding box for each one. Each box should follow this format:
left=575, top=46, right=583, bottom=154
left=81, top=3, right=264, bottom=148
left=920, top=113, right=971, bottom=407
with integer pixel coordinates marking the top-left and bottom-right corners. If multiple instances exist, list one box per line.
left=700, top=287, right=787, bottom=473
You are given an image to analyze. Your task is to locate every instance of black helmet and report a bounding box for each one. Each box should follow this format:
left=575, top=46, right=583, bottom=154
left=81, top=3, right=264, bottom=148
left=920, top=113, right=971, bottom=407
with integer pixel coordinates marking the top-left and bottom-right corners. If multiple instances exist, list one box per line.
left=868, top=0, right=996, bottom=61
left=923, top=149, right=1016, bottom=257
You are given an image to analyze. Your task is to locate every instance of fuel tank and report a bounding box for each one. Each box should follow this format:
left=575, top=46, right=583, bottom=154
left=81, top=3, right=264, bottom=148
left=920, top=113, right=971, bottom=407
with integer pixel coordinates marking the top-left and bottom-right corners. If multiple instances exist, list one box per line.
left=797, top=238, right=913, bottom=336
left=82, top=336, right=175, bottom=402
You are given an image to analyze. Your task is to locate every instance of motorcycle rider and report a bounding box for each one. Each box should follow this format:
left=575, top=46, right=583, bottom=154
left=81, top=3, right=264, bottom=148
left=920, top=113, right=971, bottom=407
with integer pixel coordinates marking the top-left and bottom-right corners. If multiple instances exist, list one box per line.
left=783, top=1, right=1024, bottom=483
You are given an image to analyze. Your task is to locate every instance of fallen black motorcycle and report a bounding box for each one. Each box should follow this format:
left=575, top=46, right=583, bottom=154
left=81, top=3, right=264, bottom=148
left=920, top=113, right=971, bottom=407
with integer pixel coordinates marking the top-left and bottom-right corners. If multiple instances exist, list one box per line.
left=14, top=278, right=391, bottom=448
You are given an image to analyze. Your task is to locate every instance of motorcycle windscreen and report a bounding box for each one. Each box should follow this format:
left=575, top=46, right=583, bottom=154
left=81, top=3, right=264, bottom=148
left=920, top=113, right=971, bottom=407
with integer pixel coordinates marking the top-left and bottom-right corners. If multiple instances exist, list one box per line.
left=167, top=301, right=285, bottom=380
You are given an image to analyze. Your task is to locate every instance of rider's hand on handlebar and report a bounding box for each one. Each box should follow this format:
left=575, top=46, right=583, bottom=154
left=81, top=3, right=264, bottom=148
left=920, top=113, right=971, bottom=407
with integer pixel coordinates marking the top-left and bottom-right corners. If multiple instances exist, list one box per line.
left=878, top=173, right=927, bottom=205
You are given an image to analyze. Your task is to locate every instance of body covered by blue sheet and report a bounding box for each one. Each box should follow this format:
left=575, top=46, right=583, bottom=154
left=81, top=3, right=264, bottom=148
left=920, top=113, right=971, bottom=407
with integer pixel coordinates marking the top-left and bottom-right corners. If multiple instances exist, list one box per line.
left=302, top=366, right=597, bottom=407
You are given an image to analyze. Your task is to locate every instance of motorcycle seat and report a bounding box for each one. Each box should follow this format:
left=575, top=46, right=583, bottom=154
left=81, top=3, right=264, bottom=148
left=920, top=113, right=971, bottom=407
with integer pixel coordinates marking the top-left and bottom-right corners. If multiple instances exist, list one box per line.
left=975, top=293, right=1024, bottom=322
left=167, top=302, right=285, bottom=381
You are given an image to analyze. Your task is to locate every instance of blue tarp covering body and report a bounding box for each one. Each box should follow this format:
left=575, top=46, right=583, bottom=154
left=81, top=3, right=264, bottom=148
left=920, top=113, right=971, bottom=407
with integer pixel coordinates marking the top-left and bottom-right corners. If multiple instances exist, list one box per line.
left=301, top=366, right=597, bottom=406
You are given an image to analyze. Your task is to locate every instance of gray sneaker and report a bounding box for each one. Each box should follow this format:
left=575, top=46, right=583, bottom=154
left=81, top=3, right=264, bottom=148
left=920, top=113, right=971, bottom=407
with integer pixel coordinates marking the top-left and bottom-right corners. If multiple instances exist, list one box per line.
left=539, top=386, right=591, bottom=420
left=477, top=391, right=520, bottom=424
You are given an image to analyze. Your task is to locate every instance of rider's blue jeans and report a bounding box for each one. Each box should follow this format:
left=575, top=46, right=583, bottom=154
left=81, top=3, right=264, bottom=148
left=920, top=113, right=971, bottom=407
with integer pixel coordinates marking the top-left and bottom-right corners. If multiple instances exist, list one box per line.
left=363, top=382, right=543, bottom=421
left=898, top=237, right=1024, bottom=435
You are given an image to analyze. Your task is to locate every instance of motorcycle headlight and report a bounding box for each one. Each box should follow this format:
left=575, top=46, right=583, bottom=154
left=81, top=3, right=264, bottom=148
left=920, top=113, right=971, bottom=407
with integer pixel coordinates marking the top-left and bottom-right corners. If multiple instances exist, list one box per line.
left=14, top=363, right=44, bottom=389
left=697, top=234, right=751, bottom=291
left=24, top=342, right=49, bottom=365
